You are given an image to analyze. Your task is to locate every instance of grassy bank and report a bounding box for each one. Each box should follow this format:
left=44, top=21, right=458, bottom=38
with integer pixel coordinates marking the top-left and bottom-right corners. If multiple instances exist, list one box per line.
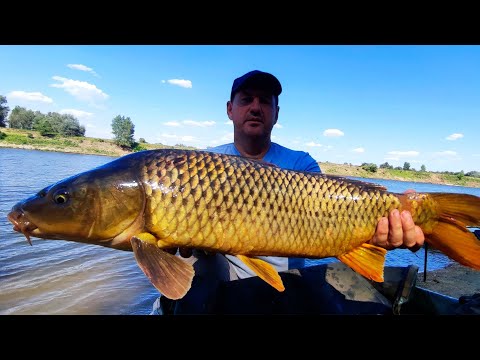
left=1, top=128, right=479, bottom=188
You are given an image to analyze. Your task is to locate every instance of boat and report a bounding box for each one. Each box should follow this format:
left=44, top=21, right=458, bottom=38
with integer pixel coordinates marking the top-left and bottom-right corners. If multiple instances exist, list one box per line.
left=152, top=230, right=480, bottom=315
left=153, top=262, right=479, bottom=315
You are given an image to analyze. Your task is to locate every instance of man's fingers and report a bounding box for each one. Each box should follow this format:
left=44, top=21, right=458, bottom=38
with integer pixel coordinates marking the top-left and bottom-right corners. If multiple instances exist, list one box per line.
left=400, top=210, right=417, bottom=248
left=388, top=209, right=403, bottom=247
left=370, top=217, right=389, bottom=248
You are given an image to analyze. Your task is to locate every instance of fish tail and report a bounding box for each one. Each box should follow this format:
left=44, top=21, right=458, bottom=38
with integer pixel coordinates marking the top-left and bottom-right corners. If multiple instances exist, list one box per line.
left=415, top=193, right=480, bottom=270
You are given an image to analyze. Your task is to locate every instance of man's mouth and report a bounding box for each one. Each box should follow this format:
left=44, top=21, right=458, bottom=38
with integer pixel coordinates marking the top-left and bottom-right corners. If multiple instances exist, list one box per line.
left=245, top=118, right=263, bottom=125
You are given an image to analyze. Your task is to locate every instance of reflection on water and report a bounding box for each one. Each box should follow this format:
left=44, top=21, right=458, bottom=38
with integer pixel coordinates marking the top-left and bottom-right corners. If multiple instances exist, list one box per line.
left=1, top=148, right=479, bottom=314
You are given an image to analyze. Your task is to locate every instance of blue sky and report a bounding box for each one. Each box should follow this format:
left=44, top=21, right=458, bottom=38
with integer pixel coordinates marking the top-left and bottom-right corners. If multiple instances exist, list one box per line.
left=1, top=45, right=479, bottom=173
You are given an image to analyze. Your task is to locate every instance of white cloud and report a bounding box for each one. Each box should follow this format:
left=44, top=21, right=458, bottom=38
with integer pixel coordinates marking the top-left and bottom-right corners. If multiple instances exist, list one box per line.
left=162, top=79, right=193, bottom=88
left=433, top=150, right=457, bottom=156
left=274, top=123, right=283, bottom=129
left=387, top=150, right=420, bottom=157
left=159, top=133, right=178, bottom=139
left=164, top=120, right=216, bottom=128
left=473, top=154, right=480, bottom=157
left=59, top=109, right=93, bottom=119
left=223, top=120, right=232, bottom=125
left=164, top=121, right=181, bottom=127
left=183, top=120, right=215, bottom=127
left=7, top=91, right=53, bottom=103
left=67, top=64, right=98, bottom=77
left=446, top=133, right=464, bottom=141
left=306, top=141, right=323, bottom=147
left=210, top=132, right=233, bottom=144
left=323, top=129, right=344, bottom=137
left=353, top=147, right=365, bottom=153
left=50, top=76, right=108, bottom=105
left=157, top=133, right=196, bottom=143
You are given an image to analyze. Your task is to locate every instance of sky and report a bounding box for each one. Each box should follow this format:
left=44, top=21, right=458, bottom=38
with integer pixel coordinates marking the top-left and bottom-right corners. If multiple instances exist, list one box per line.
left=1, top=45, right=479, bottom=173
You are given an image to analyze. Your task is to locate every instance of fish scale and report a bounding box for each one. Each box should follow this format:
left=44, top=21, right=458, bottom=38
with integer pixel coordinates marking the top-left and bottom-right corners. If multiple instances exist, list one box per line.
left=137, top=149, right=401, bottom=257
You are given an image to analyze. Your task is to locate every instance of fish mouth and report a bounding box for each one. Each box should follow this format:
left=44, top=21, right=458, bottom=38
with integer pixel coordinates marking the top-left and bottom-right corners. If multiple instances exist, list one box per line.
left=7, top=209, right=38, bottom=246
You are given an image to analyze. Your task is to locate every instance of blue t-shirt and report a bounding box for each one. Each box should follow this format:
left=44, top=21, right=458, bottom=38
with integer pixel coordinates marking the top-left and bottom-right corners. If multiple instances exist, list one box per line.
left=207, top=142, right=321, bottom=279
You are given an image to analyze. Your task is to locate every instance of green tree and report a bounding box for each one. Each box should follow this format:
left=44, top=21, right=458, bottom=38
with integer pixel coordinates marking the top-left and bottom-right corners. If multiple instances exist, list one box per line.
left=403, top=162, right=411, bottom=171
left=379, top=162, right=393, bottom=169
left=8, top=106, right=36, bottom=129
left=420, top=164, right=426, bottom=172
left=112, top=115, right=135, bottom=149
left=59, top=114, right=86, bottom=136
left=361, top=162, right=378, bottom=173
left=466, top=171, right=480, bottom=178
left=0, top=95, right=9, bottom=127
left=34, top=117, right=56, bottom=137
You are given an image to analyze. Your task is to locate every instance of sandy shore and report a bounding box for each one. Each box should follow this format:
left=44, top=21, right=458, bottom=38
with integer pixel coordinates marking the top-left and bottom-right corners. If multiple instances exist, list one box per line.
left=416, top=263, right=480, bottom=298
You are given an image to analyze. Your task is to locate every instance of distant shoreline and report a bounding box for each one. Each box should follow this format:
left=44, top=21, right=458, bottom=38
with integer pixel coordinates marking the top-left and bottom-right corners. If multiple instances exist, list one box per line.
left=1, top=128, right=479, bottom=188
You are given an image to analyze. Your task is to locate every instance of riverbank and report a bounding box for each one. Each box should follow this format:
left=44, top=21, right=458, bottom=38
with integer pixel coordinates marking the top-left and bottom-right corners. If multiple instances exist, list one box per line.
left=1, top=128, right=479, bottom=188
left=418, top=263, right=480, bottom=298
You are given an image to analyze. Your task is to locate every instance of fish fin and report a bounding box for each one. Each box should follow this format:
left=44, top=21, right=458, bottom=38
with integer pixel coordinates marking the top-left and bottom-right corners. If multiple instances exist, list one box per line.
left=427, top=220, right=480, bottom=270
left=403, top=193, right=480, bottom=269
left=425, top=193, right=480, bottom=227
left=338, top=243, right=387, bottom=282
left=236, top=255, right=285, bottom=292
left=131, top=236, right=194, bottom=300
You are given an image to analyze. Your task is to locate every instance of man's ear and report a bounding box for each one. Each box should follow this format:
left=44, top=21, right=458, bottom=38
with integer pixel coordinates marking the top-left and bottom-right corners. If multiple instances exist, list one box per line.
left=274, top=105, right=280, bottom=125
left=227, top=100, right=233, bottom=120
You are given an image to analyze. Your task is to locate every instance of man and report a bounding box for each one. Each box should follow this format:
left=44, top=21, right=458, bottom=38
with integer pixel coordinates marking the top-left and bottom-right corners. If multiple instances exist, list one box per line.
left=151, top=70, right=425, bottom=314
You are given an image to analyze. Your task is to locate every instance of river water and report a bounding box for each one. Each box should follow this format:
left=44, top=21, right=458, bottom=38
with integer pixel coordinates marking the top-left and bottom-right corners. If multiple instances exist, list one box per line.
left=1, top=147, right=479, bottom=314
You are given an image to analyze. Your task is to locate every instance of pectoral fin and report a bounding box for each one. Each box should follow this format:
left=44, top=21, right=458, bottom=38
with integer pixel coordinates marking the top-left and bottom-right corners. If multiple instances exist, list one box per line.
left=236, top=255, right=285, bottom=292
left=337, top=243, right=387, bottom=282
left=131, top=236, right=194, bottom=300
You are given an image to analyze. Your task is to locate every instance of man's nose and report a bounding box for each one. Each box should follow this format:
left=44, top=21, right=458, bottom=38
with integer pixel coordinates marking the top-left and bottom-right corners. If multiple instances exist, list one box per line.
left=250, top=97, right=262, bottom=111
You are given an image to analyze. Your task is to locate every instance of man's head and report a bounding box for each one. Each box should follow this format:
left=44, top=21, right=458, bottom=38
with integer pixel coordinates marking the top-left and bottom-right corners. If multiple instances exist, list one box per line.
left=227, top=70, right=282, bottom=150
left=230, top=70, right=282, bottom=104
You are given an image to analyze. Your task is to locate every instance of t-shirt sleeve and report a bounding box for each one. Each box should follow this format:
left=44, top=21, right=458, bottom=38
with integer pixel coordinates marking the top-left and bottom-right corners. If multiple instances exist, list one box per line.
left=298, top=153, right=321, bottom=173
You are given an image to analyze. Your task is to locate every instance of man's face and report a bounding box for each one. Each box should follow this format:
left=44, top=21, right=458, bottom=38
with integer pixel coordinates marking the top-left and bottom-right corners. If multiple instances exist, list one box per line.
left=227, top=88, right=279, bottom=139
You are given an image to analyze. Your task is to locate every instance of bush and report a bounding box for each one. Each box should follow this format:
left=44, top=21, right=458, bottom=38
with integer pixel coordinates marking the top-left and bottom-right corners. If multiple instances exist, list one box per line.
left=361, top=163, right=378, bottom=173
left=132, top=143, right=147, bottom=152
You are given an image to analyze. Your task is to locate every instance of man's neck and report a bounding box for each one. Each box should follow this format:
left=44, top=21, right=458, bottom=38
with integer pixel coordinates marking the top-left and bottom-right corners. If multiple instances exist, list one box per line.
left=234, top=137, right=271, bottom=160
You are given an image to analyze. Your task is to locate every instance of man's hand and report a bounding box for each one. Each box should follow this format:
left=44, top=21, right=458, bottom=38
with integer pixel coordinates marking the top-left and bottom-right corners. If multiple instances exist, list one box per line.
left=369, top=190, right=425, bottom=251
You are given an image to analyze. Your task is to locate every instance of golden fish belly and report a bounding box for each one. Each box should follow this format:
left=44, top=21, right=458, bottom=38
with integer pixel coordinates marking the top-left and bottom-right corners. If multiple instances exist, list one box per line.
left=137, top=150, right=402, bottom=258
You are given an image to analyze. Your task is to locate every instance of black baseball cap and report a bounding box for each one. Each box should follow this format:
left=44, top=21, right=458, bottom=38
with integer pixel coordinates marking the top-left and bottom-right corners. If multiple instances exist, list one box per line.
left=230, top=70, right=282, bottom=101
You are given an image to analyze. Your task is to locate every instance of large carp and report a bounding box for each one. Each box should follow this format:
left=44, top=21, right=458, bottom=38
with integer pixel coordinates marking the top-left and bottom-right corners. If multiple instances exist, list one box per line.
left=7, top=149, right=480, bottom=300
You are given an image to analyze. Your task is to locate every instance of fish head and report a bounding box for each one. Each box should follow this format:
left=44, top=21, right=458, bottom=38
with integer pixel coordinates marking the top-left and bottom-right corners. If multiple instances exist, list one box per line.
left=7, top=163, right=146, bottom=250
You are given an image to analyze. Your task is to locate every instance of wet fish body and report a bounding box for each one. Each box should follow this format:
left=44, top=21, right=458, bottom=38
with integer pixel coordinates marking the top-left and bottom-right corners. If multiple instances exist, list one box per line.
left=7, top=149, right=480, bottom=299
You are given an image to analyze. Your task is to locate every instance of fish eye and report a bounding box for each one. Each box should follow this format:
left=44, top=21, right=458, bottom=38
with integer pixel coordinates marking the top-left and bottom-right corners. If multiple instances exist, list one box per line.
left=53, top=190, right=69, bottom=204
